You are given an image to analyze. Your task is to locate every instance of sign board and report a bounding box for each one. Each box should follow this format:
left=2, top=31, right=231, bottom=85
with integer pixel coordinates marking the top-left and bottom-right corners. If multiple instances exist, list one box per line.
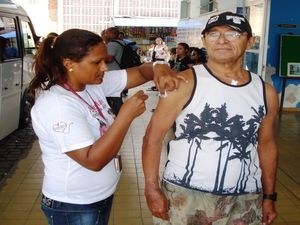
left=279, top=34, right=300, bottom=77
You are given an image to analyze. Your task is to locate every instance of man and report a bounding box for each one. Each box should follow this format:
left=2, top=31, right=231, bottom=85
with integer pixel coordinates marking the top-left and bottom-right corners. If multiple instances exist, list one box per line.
left=104, top=27, right=126, bottom=114
left=105, top=27, right=123, bottom=71
left=142, top=11, right=278, bottom=225
left=118, top=31, right=138, bottom=51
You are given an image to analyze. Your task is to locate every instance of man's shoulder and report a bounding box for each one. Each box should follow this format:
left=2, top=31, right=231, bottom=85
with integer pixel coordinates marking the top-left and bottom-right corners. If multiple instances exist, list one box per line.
left=109, top=39, right=124, bottom=46
left=164, top=70, right=194, bottom=100
left=107, top=40, right=124, bottom=57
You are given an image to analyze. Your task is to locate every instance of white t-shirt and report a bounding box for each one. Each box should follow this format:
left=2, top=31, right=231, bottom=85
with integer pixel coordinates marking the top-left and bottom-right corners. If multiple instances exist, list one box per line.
left=152, top=44, right=169, bottom=62
left=31, top=70, right=127, bottom=204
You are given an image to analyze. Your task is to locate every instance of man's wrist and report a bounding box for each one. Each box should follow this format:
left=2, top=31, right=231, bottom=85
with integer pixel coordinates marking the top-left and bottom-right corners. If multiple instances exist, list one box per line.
left=263, top=192, right=277, bottom=201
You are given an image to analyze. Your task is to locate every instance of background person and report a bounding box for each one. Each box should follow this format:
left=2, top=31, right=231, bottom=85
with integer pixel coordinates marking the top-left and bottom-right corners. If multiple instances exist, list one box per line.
left=28, top=28, right=181, bottom=225
left=143, top=11, right=278, bottom=225
left=104, top=27, right=125, bottom=114
left=190, top=47, right=207, bottom=65
left=150, top=37, right=169, bottom=63
left=148, top=37, right=170, bottom=92
left=118, top=31, right=138, bottom=51
left=172, top=42, right=193, bottom=73
left=105, top=26, right=123, bottom=71
left=100, top=29, right=108, bottom=43
left=168, top=47, right=177, bottom=69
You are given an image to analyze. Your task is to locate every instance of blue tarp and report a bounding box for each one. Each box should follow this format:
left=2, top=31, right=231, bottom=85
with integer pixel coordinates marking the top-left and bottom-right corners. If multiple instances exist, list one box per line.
left=0, top=31, right=16, bottom=38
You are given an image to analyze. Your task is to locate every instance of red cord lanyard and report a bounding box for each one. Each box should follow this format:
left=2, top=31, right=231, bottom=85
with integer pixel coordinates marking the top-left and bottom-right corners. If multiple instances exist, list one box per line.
left=62, top=83, right=108, bottom=135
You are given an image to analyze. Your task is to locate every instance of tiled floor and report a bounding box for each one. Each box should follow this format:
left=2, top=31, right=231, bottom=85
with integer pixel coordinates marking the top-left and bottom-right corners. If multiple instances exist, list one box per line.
left=0, top=82, right=299, bottom=225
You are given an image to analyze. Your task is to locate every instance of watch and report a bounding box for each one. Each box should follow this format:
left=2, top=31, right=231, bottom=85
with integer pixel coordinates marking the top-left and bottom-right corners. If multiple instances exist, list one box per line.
left=263, top=192, right=277, bottom=201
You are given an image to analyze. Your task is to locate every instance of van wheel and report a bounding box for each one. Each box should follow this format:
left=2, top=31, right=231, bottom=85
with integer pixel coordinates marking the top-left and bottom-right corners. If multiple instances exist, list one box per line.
left=19, top=89, right=33, bottom=129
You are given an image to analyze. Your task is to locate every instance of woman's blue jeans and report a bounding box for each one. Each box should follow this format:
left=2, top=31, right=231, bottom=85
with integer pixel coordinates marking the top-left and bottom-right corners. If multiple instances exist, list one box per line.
left=41, top=194, right=113, bottom=225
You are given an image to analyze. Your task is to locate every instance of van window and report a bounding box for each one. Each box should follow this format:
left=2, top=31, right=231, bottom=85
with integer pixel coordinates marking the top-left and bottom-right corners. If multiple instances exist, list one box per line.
left=21, top=20, right=36, bottom=55
left=0, top=16, right=20, bottom=61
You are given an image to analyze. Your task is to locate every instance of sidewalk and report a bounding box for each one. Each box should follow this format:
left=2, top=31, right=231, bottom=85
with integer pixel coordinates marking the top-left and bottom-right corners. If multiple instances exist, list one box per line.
left=0, top=82, right=299, bottom=225
left=0, top=127, right=36, bottom=184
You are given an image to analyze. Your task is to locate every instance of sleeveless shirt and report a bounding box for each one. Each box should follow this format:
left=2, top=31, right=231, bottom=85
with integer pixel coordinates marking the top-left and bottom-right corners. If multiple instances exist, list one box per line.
left=163, top=64, right=267, bottom=195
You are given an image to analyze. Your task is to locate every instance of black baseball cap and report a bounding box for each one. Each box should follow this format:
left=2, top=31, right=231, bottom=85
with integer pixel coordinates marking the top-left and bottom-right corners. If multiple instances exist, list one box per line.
left=201, top=11, right=252, bottom=36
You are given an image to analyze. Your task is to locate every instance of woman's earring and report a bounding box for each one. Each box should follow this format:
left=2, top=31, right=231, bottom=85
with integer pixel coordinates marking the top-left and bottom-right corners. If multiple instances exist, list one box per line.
left=69, top=68, right=73, bottom=72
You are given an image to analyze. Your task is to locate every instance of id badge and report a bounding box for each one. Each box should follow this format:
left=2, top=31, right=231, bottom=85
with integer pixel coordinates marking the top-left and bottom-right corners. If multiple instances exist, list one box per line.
left=114, top=155, right=122, bottom=173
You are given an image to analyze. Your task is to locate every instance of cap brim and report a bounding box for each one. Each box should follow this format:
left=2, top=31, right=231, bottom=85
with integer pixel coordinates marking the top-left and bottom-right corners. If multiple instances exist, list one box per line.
left=202, top=24, right=244, bottom=35
left=228, top=25, right=243, bottom=32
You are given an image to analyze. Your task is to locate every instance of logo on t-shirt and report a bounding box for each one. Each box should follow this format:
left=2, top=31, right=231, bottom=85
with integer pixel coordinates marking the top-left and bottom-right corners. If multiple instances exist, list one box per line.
left=53, top=121, right=73, bottom=133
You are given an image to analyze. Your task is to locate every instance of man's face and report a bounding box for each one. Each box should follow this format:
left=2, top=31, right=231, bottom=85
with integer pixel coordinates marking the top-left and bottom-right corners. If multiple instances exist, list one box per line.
left=202, top=25, right=255, bottom=64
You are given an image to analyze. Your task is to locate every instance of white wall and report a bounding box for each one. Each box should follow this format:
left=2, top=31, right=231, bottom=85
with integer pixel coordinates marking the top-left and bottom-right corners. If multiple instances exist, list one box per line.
left=12, top=0, right=57, bottom=36
left=177, top=0, right=237, bottom=47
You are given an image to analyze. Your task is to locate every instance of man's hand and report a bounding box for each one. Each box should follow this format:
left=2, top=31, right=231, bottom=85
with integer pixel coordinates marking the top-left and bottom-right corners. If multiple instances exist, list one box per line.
left=262, top=200, right=277, bottom=225
left=153, top=63, right=187, bottom=96
left=145, top=184, right=170, bottom=221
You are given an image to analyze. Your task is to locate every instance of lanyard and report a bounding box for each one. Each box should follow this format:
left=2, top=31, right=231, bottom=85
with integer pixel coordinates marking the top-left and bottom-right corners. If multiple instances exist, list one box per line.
left=62, top=83, right=108, bottom=135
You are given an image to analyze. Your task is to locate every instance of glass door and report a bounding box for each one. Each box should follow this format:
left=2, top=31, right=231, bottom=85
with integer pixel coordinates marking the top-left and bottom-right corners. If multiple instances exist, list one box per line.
left=243, top=0, right=267, bottom=75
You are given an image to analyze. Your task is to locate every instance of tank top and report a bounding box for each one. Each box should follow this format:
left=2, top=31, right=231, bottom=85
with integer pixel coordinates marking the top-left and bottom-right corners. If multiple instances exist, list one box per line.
left=163, top=64, right=266, bottom=195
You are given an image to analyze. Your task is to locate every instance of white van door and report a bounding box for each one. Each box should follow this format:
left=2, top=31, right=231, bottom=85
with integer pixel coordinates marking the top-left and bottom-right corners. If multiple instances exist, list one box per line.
left=18, top=17, right=37, bottom=128
left=0, top=15, right=22, bottom=139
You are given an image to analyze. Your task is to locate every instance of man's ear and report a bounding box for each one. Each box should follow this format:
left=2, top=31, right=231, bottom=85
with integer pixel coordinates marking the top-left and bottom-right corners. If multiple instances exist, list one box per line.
left=246, top=36, right=256, bottom=50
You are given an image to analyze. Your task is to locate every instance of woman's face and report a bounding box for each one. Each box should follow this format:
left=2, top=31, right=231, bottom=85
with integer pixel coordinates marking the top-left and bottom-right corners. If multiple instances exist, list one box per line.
left=190, top=50, right=199, bottom=62
left=68, top=43, right=108, bottom=89
left=155, top=38, right=163, bottom=45
left=176, top=44, right=187, bottom=57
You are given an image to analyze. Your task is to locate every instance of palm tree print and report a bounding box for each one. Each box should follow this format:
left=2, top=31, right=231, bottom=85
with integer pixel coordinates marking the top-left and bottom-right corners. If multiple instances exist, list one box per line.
left=175, top=103, right=264, bottom=194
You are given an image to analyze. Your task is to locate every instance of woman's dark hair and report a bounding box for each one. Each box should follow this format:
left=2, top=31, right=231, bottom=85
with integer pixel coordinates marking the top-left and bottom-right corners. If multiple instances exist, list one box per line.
left=29, top=29, right=103, bottom=100
left=192, top=47, right=208, bottom=64
left=46, top=32, right=58, bottom=38
left=170, top=47, right=176, bottom=55
left=177, top=42, right=190, bottom=51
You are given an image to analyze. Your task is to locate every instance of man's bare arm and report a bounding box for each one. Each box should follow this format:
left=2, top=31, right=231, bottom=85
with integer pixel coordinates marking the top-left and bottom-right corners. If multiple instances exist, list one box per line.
left=258, top=83, right=279, bottom=225
left=142, top=70, right=193, bottom=220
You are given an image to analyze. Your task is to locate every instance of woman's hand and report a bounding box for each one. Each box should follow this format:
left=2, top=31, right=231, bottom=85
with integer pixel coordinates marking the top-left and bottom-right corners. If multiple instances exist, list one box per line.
left=153, top=63, right=187, bottom=96
left=119, top=90, right=148, bottom=120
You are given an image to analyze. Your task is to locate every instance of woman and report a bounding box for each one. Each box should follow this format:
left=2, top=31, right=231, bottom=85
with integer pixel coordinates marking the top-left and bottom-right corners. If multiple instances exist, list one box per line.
left=168, top=47, right=177, bottom=69
left=29, top=29, right=179, bottom=225
left=190, top=47, right=207, bottom=65
left=172, top=42, right=194, bottom=73
left=150, top=37, right=169, bottom=63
